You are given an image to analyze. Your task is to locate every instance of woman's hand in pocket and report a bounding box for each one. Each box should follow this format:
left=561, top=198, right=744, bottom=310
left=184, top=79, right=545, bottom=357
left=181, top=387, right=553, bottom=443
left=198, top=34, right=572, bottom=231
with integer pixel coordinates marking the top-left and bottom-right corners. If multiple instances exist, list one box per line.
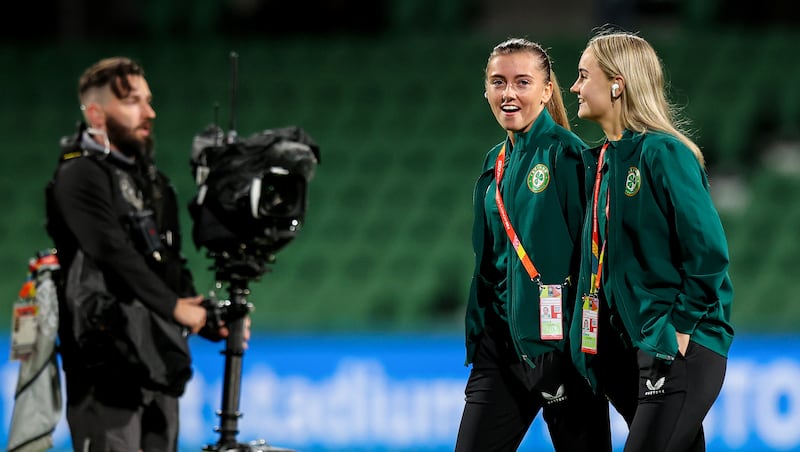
left=676, top=331, right=690, bottom=356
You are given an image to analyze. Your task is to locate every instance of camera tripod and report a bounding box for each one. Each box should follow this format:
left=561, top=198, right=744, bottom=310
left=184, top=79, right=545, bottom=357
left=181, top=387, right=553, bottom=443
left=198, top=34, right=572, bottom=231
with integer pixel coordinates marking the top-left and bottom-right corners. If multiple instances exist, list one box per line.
left=202, top=254, right=295, bottom=452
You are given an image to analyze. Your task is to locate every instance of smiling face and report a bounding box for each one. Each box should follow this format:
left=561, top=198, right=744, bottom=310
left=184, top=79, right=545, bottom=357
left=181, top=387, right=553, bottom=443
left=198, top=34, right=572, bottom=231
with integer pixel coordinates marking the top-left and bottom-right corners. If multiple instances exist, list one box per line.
left=485, top=51, right=553, bottom=138
left=570, top=48, right=626, bottom=139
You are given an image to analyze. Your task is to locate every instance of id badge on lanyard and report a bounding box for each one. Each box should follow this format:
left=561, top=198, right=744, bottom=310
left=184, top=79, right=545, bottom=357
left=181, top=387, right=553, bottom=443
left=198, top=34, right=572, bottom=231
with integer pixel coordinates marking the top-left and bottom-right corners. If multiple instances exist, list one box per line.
left=494, top=144, right=565, bottom=342
left=580, top=294, right=599, bottom=354
left=539, top=284, right=563, bottom=340
left=581, top=142, right=609, bottom=355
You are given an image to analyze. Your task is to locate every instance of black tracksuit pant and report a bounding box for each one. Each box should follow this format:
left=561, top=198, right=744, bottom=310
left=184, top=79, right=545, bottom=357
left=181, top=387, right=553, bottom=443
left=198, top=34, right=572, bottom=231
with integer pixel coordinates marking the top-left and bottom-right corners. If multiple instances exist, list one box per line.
left=593, top=300, right=727, bottom=452
left=455, top=323, right=612, bottom=452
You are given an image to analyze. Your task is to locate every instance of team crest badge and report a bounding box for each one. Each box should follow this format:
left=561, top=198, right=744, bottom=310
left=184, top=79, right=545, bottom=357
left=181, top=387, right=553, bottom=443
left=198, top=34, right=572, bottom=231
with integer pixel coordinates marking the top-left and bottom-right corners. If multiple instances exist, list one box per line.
left=528, top=164, right=550, bottom=193
left=625, top=167, right=641, bottom=196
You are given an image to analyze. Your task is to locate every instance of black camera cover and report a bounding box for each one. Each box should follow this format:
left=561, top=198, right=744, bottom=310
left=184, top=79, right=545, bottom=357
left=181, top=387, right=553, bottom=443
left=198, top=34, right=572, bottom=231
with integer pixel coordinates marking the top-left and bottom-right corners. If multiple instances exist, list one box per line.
left=189, top=125, right=320, bottom=258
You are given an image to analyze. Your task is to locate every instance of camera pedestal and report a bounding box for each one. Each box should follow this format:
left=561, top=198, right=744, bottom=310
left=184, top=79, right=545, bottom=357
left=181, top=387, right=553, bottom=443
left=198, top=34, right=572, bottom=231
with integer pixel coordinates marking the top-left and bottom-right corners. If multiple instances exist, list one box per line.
left=203, top=278, right=295, bottom=452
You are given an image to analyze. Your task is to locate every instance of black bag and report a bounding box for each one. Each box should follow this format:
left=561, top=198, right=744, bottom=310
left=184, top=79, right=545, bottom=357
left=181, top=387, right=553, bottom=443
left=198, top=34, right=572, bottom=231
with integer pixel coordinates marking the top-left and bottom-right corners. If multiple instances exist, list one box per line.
left=64, top=249, right=192, bottom=396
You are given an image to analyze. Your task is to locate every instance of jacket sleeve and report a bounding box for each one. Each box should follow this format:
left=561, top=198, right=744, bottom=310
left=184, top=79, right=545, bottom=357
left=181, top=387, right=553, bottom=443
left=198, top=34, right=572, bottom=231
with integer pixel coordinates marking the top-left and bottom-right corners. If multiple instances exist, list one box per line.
left=651, top=141, right=731, bottom=335
left=53, top=158, right=179, bottom=320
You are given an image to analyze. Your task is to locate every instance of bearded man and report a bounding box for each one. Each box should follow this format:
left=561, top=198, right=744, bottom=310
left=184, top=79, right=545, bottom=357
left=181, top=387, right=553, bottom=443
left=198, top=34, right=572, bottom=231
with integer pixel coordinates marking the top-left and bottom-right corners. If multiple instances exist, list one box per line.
left=45, top=57, right=233, bottom=452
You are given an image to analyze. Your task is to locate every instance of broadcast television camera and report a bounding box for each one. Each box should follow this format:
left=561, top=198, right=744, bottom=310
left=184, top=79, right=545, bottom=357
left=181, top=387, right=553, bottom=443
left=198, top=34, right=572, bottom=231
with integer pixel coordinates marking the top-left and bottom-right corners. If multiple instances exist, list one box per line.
left=189, top=124, right=320, bottom=282
left=188, top=52, right=319, bottom=452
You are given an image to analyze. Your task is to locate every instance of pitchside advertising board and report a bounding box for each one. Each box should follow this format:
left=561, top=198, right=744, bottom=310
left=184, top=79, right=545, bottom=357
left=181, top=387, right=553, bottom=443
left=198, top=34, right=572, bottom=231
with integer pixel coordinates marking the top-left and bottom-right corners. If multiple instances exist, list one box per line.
left=1, top=334, right=799, bottom=452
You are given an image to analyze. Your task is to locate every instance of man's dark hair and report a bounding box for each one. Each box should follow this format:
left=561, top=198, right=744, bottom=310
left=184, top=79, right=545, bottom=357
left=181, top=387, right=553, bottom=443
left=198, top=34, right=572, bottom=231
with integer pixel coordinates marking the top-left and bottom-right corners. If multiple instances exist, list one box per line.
left=78, top=57, right=145, bottom=101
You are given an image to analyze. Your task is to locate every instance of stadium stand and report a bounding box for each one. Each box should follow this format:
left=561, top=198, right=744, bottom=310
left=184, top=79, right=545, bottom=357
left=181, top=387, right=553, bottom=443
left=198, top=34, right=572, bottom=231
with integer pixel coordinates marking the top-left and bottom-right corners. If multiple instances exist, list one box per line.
left=2, top=30, right=799, bottom=333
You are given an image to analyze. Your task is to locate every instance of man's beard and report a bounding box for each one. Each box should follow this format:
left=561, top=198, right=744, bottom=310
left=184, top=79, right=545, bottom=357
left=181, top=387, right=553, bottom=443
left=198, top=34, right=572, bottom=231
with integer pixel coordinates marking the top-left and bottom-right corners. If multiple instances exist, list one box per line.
left=106, top=115, right=154, bottom=159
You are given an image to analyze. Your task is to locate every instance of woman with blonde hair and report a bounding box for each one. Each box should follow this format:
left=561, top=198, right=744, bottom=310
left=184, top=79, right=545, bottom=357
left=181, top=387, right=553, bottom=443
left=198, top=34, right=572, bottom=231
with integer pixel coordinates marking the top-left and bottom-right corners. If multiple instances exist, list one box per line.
left=569, top=28, right=734, bottom=451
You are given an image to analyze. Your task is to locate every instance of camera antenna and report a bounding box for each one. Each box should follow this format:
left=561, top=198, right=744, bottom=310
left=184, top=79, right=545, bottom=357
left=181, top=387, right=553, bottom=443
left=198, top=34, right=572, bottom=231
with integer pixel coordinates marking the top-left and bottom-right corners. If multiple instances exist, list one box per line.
left=227, top=51, right=239, bottom=145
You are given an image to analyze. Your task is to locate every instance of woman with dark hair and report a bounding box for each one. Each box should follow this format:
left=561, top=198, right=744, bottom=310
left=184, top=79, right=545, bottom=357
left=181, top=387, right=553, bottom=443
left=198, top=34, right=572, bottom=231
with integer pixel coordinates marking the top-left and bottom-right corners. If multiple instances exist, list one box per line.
left=456, top=38, right=611, bottom=452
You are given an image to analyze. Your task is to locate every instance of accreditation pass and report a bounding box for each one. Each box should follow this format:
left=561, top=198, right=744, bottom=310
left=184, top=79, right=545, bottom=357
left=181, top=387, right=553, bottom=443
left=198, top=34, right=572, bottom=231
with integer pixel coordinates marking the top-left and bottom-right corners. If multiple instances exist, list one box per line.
left=539, top=284, right=563, bottom=340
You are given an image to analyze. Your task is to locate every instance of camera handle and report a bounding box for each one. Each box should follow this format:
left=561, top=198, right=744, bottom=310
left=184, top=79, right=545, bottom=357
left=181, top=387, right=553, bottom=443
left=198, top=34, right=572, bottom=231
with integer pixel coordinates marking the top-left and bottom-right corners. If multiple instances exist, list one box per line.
left=203, top=278, right=294, bottom=452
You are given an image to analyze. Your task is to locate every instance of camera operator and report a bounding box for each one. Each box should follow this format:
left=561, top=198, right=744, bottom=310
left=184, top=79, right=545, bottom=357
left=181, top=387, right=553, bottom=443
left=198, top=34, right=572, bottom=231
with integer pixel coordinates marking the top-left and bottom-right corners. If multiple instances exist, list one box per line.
left=45, top=56, right=247, bottom=452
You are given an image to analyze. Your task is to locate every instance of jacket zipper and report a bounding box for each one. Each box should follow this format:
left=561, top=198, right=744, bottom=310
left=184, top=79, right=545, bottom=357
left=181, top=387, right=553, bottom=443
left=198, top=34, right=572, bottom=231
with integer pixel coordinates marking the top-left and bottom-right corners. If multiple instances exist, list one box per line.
left=502, top=146, right=533, bottom=366
left=604, top=152, right=675, bottom=361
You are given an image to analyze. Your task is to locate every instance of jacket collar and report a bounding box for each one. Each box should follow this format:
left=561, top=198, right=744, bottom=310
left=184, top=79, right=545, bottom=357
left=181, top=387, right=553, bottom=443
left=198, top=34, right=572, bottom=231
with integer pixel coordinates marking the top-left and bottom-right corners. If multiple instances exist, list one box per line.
left=607, top=129, right=643, bottom=160
left=583, top=128, right=645, bottom=164
left=80, top=130, right=137, bottom=167
left=510, top=108, right=556, bottom=153
left=482, top=109, right=557, bottom=174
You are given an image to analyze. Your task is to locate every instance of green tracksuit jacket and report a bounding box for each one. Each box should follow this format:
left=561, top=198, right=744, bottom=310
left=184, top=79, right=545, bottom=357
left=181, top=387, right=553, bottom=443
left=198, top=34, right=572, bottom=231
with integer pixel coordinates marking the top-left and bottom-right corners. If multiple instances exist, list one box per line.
left=464, top=110, right=587, bottom=367
left=570, top=129, right=734, bottom=388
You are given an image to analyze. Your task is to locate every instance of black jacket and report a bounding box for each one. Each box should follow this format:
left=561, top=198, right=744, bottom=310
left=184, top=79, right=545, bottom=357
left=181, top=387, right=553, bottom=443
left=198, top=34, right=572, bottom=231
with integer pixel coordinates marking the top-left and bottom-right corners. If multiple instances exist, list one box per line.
left=46, top=126, right=195, bottom=396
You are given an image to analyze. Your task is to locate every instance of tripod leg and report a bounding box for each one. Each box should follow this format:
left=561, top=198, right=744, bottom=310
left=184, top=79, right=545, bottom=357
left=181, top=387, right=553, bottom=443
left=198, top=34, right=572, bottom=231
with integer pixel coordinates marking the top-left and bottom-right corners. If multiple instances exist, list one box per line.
left=204, top=281, right=295, bottom=452
left=213, top=287, right=249, bottom=448
left=219, top=316, right=246, bottom=446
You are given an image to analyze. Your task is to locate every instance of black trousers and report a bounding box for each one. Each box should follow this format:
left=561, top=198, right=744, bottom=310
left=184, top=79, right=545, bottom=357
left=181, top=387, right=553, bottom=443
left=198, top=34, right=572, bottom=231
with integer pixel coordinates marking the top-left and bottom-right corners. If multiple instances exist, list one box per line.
left=593, top=307, right=640, bottom=427
left=455, top=326, right=612, bottom=452
left=65, top=373, right=179, bottom=452
left=625, top=342, right=727, bottom=452
left=592, top=306, right=728, bottom=452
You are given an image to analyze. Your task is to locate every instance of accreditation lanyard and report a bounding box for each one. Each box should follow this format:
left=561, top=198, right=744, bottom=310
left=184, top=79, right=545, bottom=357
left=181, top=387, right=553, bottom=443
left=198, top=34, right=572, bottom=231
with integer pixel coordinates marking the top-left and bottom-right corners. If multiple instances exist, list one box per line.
left=496, top=144, right=567, bottom=340
left=589, top=142, right=611, bottom=295
left=581, top=142, right=610, bottom=354
left=494, top=144, right=540, bottom=282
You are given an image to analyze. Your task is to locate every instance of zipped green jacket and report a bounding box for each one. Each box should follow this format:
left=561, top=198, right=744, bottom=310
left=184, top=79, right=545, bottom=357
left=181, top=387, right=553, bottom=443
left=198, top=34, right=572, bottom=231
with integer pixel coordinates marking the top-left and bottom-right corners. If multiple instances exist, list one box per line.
left=465, top=110, right=587, bottom=367
left=570, top=129, right=734, bottom=387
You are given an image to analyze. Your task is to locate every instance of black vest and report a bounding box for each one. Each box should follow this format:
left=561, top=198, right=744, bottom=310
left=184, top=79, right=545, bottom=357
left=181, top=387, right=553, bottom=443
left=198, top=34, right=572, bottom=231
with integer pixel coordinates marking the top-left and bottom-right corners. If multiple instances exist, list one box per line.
left=45, top=128, right=193, bottom=397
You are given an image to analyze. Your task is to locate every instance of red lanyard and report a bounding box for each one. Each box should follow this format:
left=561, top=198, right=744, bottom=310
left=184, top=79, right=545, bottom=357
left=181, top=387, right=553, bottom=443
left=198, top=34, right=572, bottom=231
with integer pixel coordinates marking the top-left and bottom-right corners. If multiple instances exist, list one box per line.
left=494, top=144, right=540, bottom=281
left=590, top=143, right=610, bottom=294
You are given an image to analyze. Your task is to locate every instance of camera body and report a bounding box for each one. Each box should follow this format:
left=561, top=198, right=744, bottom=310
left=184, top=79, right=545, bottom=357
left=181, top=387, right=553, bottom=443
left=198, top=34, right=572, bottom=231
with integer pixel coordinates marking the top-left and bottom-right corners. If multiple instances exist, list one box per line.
left=189, top=125, right=320, bottom=281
